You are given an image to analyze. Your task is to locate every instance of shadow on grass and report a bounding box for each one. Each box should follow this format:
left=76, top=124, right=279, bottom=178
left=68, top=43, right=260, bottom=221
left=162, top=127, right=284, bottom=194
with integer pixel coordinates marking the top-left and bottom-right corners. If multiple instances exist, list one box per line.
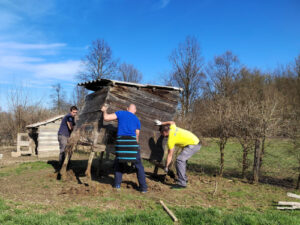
left=47, top=159, right=296, bottom=189
left=47, top=159, right=114, bottom=185
left=187, top=162, right=295, bottom=189
left=47, top=159, right=165, bottom=189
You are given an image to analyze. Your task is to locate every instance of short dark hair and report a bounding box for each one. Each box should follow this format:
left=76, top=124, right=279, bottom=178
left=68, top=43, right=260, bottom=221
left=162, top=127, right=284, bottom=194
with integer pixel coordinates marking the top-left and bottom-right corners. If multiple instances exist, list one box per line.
left=70, top=106, right=78, bottom=111
left=159, top=125, right=170, bottom=132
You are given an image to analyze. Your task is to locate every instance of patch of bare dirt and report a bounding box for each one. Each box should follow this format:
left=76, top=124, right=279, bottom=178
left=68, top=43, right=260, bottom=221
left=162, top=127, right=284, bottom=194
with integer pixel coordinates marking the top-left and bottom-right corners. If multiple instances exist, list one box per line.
left=0, top=154, right=294, bottom=213
left=60, top=184, right=104, bottom=196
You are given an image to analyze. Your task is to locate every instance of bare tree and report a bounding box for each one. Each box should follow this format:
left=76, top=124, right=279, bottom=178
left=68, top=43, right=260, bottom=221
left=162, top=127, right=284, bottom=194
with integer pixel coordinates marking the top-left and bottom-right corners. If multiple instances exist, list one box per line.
left=202, top=51, right=240, bottom=176
left=72, top=85, right=88, bottom=110
left=78, top=39, right=118, bottom=81
left=118, top=63, right=143, bottom=83
left=0, top=85, right=53, bottom=145
left=295, top=55, right=300, bottom=77
left=168, top=36, right=205, bottom=117
left=50, top=83, right=70, bottom=113
left=207, top=51, right=240, bottom=97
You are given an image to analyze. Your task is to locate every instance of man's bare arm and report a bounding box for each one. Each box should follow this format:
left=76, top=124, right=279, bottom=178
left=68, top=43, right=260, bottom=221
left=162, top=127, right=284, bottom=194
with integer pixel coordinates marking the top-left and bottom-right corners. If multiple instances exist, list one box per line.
left=101, top=105, right=117, bottom=121
left=165, top=148, right=175, bottom=169
left=136, top=129, right=140, bottom=143
left=161, top=121, right=175, bottom=126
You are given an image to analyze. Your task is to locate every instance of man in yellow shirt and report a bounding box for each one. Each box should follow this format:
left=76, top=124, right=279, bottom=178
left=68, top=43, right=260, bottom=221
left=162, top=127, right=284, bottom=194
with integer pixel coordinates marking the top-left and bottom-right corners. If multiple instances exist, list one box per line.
left=155, top=120, right=201, bottom=188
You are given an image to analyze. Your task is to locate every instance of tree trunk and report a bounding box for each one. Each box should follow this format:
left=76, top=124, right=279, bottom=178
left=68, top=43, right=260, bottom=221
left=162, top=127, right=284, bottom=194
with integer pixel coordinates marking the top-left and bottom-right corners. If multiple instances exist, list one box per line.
left=259, top=136, right=266, bottom=169
left=219, top=138, right=227, bottom=176
left=296, top=172, right=300, bottom=189
left=253, top=139, right=261, bottom=183
left=242, top=145, right=249, bottom=179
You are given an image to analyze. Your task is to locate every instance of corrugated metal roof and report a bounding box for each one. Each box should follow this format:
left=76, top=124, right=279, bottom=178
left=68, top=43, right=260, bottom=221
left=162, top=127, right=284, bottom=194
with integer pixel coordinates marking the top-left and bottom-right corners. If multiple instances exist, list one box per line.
left=78, top=79, right=183, bottom=92
left=26, top=115, right=64, bottom=128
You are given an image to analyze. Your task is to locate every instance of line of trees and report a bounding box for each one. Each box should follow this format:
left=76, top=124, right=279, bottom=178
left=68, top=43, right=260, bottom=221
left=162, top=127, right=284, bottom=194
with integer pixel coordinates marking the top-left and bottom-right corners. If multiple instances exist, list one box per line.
left=0, top=37, right=299, bottom=189
left=169, top=36, right=300, bottom=186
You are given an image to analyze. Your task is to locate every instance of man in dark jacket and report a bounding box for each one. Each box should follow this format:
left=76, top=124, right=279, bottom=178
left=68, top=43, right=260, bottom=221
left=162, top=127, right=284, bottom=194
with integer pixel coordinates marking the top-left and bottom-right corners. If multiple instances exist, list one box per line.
left=57, top=106, right=78, bottom=168
left=101, top=103, right=147, bottom=193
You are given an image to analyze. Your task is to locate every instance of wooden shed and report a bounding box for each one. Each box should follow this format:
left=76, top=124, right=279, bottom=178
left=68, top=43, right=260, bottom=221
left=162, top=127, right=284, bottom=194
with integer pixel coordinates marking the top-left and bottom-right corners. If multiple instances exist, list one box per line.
left=24, top=115, right=64, bottom=158
left=73, top=79, right=182, bottom=162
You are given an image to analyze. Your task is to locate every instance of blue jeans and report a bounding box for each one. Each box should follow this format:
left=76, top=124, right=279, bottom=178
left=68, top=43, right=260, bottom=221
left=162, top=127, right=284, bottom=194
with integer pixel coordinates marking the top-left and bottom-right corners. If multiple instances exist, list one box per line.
left=114, top=152, right=147, bottom=191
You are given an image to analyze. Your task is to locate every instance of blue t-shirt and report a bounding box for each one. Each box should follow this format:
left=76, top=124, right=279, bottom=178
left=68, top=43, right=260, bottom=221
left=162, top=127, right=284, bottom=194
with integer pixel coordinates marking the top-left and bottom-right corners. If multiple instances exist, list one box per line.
left=58, top=113, right=76, bottom=137
left=115, top=111, right=141, bottom=136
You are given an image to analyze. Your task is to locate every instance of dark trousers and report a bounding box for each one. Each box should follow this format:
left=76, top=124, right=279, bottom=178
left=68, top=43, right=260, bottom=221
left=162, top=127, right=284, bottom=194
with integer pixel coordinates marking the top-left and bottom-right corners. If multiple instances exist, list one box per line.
left=114, top=152, right=147, bottom=191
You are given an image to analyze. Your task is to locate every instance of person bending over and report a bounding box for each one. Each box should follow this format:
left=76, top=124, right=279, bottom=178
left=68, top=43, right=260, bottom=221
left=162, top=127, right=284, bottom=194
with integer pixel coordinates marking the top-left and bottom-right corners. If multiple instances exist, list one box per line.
left=155, top=120, right=201, bottom=188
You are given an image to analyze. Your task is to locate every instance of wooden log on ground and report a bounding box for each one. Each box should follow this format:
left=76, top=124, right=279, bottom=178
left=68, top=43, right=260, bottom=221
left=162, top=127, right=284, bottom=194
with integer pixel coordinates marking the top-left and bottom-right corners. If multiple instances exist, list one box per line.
left=278, top=201, right=300, bottom=206
left=159, top=200, right=178, bottom=222
left=277, top=206, right=300, bottom=210
left=287, top=192, right=300, bottom=200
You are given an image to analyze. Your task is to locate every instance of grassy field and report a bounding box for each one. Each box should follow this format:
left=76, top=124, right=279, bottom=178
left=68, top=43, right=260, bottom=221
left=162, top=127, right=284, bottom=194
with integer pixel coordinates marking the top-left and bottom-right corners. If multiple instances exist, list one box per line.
left=0, top=138, right=300, bottom=224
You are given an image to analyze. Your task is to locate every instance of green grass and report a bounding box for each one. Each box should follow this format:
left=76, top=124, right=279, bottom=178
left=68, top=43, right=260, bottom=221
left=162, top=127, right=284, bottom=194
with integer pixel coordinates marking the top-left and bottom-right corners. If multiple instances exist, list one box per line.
left=1, top=198, right=300, bottom=225
left=1, top=139, right=300, bottom=224
left=189, top=138, right=298, bottom=181
left=0, top=161, right=52, bottom=177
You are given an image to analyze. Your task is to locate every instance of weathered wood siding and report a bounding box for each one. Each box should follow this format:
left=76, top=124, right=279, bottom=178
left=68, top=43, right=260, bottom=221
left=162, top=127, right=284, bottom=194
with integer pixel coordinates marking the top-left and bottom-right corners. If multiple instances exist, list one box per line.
left=73, top=87, right=110, bottom=148
left=37, top=119, right=61, bottom=158
left=73, top=85, right=180, bottom=161
left=106, top=85, right=179, bottom=159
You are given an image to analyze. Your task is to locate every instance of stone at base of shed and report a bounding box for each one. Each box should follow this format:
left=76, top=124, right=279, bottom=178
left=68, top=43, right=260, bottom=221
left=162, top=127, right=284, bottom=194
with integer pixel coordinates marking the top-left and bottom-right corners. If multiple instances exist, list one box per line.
left=37, top=150, right=59, bottom=158
left=11, top=151, right=21, bottom=157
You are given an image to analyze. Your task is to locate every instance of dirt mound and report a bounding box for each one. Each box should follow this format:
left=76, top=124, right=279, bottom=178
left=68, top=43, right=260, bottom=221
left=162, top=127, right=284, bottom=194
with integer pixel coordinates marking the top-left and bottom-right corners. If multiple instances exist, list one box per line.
left=60, top=184, right=104, bottom=196
left=147, top=180, right=163, bottom=192
left=60, top=170, right=77, bottom=182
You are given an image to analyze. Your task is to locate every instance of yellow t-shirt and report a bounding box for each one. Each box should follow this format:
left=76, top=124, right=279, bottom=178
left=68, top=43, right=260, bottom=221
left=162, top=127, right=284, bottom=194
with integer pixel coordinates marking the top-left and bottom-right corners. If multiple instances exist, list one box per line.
left=167, top=124, right=199, bottom=149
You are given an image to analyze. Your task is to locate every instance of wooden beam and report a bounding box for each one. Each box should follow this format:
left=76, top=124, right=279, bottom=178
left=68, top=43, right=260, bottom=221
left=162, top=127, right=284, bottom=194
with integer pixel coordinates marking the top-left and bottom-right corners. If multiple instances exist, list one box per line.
left=277, top=206, right=300, bottom=210
left=278, top=201, right=300, bottom=206
left=287, top=192, right=300, bottom=200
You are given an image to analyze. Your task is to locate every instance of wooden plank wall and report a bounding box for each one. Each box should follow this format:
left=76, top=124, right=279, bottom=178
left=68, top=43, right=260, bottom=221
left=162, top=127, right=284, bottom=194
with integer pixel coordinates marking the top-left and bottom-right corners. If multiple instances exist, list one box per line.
left=73, top=87, right=110, bottom=146
left=72, top=85, right=180, bottom=161
left=106, top=85, right=179, bottom=160
left=37, top=119, right=61, bottom=158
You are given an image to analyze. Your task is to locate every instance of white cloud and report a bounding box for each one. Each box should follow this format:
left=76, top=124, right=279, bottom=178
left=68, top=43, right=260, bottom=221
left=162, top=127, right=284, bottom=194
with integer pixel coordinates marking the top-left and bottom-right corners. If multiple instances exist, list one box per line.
left=34, top=60, right=81, bottom=80
left=0, top=41, right=81, bottom=83
left=0, top=0, right=55, bottom=18
left=155, top=0, right=171, bottom=9
left=0, top=42, right=66, bottom=50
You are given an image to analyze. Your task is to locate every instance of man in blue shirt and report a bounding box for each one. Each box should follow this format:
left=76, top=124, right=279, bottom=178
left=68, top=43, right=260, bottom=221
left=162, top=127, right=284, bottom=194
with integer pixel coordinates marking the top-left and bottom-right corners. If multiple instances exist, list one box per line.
left=58, top=106, right=78, bottom=168
left=101, top=103, right=147, bottom=193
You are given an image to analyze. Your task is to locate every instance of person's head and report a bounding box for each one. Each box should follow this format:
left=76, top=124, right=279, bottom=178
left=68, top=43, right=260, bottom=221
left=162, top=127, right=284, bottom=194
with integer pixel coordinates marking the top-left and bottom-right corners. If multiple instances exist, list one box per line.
left=127, top=104, right=137, bottom=114
left=70, top=106, right=78, bottom=117
left=160, top=125, right=170, bottom=137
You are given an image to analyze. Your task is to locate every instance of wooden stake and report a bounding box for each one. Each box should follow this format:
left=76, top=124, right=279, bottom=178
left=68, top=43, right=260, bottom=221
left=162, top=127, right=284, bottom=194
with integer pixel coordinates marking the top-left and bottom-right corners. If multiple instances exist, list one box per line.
left=159, top=200, right=178, bottom=222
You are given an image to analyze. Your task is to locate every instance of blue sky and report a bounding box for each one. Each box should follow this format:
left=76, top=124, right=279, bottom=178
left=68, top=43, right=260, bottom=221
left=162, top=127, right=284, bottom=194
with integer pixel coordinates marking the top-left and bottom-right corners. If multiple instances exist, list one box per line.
left=0, top=0, right=299, bottom=111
